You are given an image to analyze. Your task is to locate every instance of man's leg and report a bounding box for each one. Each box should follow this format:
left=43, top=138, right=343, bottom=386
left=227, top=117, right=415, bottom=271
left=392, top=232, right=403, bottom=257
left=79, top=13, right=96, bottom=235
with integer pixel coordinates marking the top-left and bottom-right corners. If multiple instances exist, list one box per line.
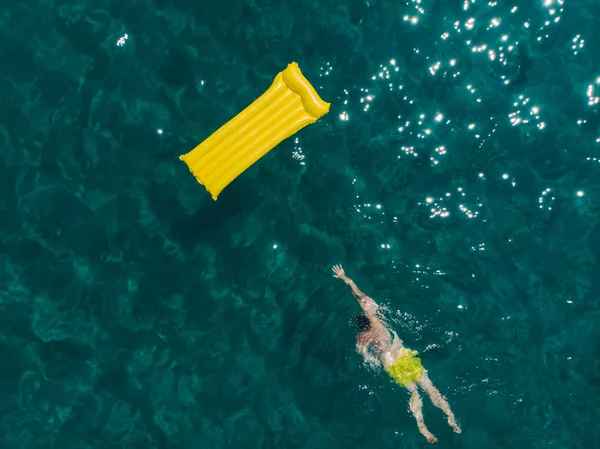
left=407, top=383, right=437, bottom=443
left=418, top=373, right=461, bottom=433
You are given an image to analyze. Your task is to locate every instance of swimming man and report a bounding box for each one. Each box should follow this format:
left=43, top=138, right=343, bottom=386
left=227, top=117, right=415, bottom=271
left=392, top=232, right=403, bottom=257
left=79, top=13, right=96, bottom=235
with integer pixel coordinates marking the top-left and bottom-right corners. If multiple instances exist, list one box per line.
left=332, top=265, right=461, bottom=443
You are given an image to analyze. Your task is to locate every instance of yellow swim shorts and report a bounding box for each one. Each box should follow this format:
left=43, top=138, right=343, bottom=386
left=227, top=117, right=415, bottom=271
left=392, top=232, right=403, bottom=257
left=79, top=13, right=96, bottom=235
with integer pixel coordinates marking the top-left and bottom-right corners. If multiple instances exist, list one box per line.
left=385, top=349, right=425, bottom=387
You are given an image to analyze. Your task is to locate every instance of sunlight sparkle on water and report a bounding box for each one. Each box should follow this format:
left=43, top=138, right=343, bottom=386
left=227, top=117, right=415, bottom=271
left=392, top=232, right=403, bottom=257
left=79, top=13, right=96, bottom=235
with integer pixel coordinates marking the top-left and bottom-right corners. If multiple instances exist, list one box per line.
left=116, top=34, right=128, bottom=46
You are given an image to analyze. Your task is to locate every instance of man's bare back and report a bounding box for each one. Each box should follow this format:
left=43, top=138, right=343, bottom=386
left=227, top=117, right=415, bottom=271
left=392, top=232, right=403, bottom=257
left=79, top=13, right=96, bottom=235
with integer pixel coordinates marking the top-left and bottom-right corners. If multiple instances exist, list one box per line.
left=356, top=319, right=405, bottom=367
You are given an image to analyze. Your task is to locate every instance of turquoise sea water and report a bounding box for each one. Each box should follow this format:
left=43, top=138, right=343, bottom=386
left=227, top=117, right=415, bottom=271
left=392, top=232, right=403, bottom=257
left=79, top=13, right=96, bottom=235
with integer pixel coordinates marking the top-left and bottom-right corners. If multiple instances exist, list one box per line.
left=1, top=0, right=599, bottom=447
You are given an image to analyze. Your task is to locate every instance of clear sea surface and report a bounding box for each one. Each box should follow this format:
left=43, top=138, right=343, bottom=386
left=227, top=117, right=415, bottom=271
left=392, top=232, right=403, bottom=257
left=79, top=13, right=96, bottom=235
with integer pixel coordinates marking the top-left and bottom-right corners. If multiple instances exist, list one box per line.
left=1, top=0, right=599, bottom=448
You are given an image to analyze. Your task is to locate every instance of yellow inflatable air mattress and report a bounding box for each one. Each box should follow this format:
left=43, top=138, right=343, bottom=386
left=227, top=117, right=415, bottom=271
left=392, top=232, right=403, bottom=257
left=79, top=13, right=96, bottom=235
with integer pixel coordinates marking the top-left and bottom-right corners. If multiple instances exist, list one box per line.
left=179, top=62, right=330, bottom=200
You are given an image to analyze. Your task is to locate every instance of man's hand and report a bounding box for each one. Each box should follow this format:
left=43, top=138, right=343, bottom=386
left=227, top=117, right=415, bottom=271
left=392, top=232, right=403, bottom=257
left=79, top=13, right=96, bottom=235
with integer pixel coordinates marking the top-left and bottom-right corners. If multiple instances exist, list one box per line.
left=332, top=264, right=346, bottom=280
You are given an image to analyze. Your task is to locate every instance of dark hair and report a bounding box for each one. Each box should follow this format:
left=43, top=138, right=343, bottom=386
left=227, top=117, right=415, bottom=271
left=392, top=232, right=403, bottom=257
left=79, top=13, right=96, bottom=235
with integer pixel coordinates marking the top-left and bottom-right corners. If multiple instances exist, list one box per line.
left=354, top=313, right=371, bottom=332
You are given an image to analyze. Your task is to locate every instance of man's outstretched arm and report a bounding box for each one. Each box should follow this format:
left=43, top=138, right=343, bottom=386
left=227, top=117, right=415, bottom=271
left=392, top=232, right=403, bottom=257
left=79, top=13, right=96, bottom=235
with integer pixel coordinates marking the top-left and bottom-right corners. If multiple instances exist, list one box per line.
left=332, top=265, right=379, bottom=316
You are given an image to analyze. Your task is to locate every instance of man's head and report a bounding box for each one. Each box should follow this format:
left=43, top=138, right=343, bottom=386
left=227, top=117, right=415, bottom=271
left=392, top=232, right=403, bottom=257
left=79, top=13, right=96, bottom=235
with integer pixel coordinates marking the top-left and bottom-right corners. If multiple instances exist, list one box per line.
left=354, top=312, right=371, bottom=332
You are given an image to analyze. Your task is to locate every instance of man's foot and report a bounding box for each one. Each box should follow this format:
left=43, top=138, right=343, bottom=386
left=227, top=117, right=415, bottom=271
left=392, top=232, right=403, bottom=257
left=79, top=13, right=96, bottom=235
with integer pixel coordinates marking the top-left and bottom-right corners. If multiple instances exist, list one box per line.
left=448, top=418, right=462, bottom=434
left=418, top=425, right=437, bottom=443
left=424, top=432, right=438, bottom=444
